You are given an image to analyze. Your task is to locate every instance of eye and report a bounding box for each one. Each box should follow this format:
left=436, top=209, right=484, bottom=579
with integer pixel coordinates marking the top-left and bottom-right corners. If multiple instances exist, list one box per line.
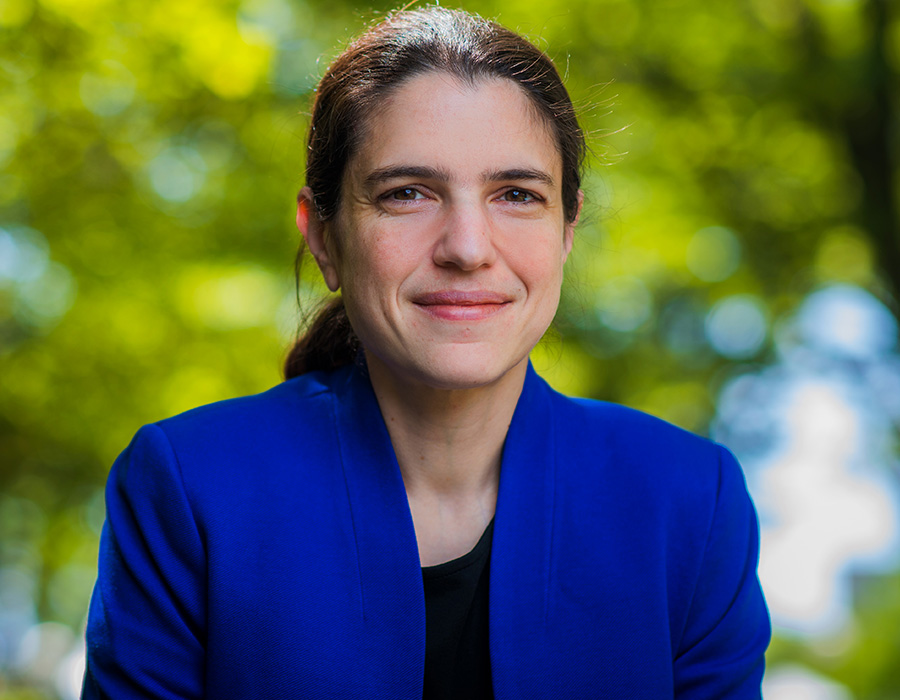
left=501, top=188, right=536, bottom=203
left=389, top=187, right=424, bottom=201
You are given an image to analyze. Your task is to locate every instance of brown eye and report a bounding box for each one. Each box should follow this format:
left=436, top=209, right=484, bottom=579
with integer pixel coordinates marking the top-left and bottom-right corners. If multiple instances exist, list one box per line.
left=392, top=187, right=421, bottom=200
left=503, top=189, right=534, bottom=202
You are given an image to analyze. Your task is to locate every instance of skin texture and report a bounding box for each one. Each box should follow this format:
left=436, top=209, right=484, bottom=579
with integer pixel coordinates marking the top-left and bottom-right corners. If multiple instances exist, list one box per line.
left=297, top=72, right=582, bottom=564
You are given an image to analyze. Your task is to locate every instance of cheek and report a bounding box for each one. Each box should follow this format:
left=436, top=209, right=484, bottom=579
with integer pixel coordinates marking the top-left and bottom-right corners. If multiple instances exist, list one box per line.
left=510, top=239, right=567, bottom=293
left=339, top=235, right=412, bottom=302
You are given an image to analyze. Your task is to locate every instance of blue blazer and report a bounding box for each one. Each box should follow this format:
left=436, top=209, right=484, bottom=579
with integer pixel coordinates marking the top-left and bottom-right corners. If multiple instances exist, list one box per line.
left=83, top=362, right=770, bottom=699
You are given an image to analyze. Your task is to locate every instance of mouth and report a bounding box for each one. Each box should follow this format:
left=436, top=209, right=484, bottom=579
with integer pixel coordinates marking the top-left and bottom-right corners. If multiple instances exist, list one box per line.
left=412, top=290, right=512, bottom=321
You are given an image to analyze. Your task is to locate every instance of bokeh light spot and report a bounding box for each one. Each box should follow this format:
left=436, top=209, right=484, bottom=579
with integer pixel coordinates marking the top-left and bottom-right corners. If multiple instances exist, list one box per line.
left=796, top=285, right=897, bottom=358
left=79, top=61, right=136, bottom=117
left=814, top=226, right=873, bottom=285
left=686, top=225, right=741, bottom=282
left=594, top=276, right=653, bottom=332
left=148, top=146, right=207, bottom=202
left=659, top=296, right=708, bottom=356
left=178, top=264, right=283, bottom=330
left=0, top=566, right=38, bottom=668
left=238, top=0, right=296, bottom=42
left=763, top=664, right=853, bottom=700
left=705, top=294, right=768, bottom=358
left=0, top=226, right=49, bottom=284
left=14, top=261, right=78, bottom=327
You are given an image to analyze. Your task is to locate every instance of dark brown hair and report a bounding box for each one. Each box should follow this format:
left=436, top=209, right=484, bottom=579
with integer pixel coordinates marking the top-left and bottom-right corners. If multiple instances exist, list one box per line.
left=284, top=5, right=585, bottom=378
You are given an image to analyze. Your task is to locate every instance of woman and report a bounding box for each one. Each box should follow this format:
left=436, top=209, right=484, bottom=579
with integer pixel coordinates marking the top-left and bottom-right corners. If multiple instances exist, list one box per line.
left=83, top=6, right=770, bottom=699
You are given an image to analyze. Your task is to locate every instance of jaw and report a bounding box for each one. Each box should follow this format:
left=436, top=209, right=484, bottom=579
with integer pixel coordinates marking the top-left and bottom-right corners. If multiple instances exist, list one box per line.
left=365, top=344, right=532, bottom=400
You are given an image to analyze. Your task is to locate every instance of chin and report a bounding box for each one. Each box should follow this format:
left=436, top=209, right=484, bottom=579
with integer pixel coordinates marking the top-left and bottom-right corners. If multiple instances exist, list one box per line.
left=362, top=335, right=535, bottom=393
left=407, top=350, right=530, bottom=392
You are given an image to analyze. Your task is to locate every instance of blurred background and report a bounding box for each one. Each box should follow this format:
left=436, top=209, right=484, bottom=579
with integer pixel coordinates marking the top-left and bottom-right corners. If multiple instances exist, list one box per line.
left=1, top=0, right=899, bottom=696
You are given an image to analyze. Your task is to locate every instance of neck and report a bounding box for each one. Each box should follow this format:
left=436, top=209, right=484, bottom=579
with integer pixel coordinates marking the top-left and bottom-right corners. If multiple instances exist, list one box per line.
left=364, top=355, right=527, bottom=564
left=366, top=355, right=527, bottom=491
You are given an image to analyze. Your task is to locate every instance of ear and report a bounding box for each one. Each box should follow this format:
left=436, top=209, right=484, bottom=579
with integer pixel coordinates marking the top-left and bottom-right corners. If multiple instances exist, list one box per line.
left=296, top=186, right=340, bottom=292
left=562, top=189, right=584, bottom=262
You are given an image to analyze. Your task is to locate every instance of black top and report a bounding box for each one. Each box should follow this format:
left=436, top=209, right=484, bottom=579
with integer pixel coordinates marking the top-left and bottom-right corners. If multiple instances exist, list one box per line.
left=421, top=518, right=495, bottom=700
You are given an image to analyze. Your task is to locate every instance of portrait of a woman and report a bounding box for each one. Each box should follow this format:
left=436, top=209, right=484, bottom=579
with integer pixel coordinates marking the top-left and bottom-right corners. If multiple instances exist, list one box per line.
left=81, top=6, right=771, bottom=698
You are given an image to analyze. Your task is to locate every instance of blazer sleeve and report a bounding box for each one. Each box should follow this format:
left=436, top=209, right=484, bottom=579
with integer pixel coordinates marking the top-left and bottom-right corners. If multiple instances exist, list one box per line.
left=673, top=445, right=771, bottom=699
left=82, top=424, right=206, bottom=700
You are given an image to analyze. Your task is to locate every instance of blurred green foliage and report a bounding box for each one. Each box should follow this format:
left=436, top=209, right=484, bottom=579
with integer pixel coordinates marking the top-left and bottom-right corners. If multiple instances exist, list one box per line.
left=1, top=0, right=899, bottom=696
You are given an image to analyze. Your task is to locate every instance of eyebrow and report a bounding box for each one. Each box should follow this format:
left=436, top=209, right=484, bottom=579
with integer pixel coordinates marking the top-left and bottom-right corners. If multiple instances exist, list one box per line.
left=364, top=165, right=452, bottom=184
left=363, top=165, right=555, bottom=187
left=484, top=168, right=555, bottom=187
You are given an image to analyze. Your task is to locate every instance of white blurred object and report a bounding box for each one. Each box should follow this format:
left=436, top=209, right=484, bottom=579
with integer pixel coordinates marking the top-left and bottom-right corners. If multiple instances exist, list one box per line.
left=796, top=285, right=897, bottom=359
left=763, top=664, right=853, bottom=700
left=14, top=621, right=75, bottom=682
left=55, top=637, right=86, bottom=700
left=713, top=284, right=900, bottom=639
left=757, top=381, right=898, bottom=635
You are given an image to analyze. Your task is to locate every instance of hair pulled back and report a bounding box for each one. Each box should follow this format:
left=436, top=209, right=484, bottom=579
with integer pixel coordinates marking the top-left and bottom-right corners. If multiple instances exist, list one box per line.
left=285, top=5, right=586, bottom=379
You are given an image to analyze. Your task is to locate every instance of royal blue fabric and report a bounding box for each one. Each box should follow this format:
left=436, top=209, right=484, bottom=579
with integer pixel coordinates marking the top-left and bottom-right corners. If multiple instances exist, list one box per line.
left=83, top=362, right=770, bottom=699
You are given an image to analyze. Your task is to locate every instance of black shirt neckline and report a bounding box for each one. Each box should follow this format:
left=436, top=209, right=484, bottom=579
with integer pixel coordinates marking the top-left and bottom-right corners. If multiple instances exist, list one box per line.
left=422, top=517, right=495, bottom=578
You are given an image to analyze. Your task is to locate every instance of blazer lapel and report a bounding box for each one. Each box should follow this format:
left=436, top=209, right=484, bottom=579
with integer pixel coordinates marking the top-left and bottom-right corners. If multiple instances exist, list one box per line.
left=329, top=361, right=561, bottom=699
left=490, top=363, right=558, bottom=698
left=331, top=362, right=425, bottom=698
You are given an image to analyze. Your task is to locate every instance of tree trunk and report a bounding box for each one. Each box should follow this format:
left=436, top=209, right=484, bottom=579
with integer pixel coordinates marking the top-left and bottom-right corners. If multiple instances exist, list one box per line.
left=842, top=0, right=900, bottom=315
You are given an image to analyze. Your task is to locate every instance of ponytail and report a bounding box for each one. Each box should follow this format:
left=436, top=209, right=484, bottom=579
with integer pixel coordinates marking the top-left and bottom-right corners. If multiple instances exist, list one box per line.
left=283, top=296, right=360, bottom=379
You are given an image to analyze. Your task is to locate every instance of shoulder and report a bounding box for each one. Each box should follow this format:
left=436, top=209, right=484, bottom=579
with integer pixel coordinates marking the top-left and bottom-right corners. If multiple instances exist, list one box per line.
left=116, top=368, right=355, bottom=505
left=159, top=368, right=338, bottom=428
left=541, top=381, right=746, bottom=518
left=547, top=384, right=726, bottom=471
left=152, top=367, right=347, bottom=450
left=539, top=383, right=764, bottom=630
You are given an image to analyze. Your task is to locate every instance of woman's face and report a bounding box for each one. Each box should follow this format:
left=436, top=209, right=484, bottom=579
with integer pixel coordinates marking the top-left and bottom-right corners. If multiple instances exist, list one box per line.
left=302, top=72, right=580, bottom=392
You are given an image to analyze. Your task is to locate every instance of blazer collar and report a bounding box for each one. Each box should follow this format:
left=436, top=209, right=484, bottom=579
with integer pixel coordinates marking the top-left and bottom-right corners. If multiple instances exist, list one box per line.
left=330, top=360, right=558, bottom=697
left=490, top=362, right=558, bottom=694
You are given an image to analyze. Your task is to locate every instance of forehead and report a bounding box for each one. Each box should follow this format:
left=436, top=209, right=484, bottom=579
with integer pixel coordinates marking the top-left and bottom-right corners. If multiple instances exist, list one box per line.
left=348, top=72, right=561, bottom=183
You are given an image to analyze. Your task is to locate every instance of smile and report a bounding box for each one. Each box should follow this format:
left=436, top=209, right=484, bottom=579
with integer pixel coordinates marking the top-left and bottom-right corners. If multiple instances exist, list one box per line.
left=413, top=291, right=512, bottom=321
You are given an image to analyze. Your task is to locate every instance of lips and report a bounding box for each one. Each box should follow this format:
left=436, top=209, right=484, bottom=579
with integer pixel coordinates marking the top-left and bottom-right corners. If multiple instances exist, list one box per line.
left=412, top=290, right=512, bottom=321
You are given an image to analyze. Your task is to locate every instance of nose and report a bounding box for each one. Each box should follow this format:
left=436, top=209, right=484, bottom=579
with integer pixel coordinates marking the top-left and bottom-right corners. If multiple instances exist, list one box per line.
left=432, top=202, right=497, bottom=271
